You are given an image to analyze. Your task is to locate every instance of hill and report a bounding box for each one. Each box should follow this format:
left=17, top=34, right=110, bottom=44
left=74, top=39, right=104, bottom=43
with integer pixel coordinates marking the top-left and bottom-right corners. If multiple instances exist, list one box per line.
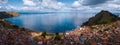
left=0, top=12, right=19, bottom=19
left=82, top=10, right=120, bottom=26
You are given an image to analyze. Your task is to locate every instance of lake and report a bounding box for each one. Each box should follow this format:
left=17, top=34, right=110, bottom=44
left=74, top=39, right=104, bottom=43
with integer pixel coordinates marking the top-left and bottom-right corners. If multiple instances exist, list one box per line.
left=6, top=12, right=95, bottom=33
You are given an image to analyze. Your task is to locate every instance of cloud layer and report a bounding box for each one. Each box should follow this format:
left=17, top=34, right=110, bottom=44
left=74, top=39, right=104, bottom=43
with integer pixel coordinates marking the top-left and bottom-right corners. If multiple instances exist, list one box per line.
left=81, top=0, right=110, bottom=6
left=0, top=0, right=120, bottom=12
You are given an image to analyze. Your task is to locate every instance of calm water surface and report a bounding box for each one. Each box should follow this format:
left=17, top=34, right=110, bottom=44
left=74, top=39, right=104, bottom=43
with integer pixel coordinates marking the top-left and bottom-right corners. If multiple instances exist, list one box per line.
left=6, top=12, right=95, bottom=33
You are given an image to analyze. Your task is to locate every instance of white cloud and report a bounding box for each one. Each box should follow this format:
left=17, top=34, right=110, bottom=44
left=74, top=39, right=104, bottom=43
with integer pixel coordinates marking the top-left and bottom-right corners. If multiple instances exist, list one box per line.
left=108, top=4, right=120, bottom=9
left=0, top=6, right=1, bottom=8
left=111, top=0, right=120, bottom=4
left=0, top=0, right=8, bottom=4
left=106, top=0, right=120, bottom=10
left=40, top=0, right=65, bottom=10
left=23, top=0, right=37, bottom=6
left=21, top=0, right=66, bottom=11
left=72, top=1, right=81, bottom=7
left=71, top=0, right=93, bottom=11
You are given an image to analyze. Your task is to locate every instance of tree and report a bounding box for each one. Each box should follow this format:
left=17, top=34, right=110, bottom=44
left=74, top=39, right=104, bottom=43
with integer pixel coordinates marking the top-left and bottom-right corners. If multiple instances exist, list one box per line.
left=54, top=33, right=61, bottom=40
left=41, top=32, right=47, bottom=38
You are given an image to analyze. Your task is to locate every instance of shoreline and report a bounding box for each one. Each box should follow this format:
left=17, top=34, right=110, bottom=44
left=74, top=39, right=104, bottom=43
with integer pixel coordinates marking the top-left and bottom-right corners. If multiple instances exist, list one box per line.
left=0, top=18, right=65, bottom=34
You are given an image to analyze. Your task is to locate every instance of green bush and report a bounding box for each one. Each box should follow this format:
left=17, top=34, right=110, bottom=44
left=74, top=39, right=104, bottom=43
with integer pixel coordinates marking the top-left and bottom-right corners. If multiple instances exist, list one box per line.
left=54, top=33, right=61, bottom=40
left=41, top=32, right=47, bottom=38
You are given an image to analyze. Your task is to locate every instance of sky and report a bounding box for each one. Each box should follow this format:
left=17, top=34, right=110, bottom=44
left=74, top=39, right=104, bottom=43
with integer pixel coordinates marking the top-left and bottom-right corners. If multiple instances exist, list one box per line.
left=0, top=0, right=120, bottom=12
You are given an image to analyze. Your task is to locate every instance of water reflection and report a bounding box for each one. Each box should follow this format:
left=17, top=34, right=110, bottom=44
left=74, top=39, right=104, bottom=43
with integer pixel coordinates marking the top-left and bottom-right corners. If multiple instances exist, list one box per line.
left=6, top=13, right=94, bottom=33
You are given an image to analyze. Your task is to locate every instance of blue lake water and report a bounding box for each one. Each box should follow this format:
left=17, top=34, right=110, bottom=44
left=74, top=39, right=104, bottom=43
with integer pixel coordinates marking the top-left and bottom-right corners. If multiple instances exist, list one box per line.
left=6, top=12, right=95, bottom=33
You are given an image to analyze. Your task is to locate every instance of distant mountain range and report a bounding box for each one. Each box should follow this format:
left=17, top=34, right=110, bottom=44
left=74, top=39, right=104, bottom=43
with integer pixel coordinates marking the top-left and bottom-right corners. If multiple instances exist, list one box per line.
left=82, top=10, right=120, bottom=26
left=0, top=12, right=19, bottom=19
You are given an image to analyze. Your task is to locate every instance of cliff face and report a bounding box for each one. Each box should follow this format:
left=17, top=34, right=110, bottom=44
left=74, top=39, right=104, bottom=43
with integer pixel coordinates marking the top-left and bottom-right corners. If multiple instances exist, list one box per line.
left=82, top=10, right=120, bottom=26
left=0, top=12, right=19, bottom=19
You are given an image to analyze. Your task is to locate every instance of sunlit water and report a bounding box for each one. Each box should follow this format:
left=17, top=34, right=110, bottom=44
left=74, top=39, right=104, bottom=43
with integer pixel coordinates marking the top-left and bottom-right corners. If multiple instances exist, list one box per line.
left=6, top=12, right=95, bottom=33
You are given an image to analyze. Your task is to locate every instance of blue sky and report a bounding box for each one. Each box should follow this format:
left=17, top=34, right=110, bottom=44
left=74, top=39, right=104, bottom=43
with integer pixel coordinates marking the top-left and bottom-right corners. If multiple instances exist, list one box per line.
left=8, top=0, right=23, bottom=6
left=0, top=0, right=120, bottom=12
left=58, top=0, right=77, bottom=6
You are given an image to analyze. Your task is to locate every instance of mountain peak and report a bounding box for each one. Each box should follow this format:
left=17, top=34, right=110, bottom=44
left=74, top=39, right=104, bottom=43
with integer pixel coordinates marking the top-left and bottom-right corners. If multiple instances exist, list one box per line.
left=82, top=10, right=120, bottom=26
left=100, top=10, right=111, bottom=15
left=101, top=10, right=109, bottom=12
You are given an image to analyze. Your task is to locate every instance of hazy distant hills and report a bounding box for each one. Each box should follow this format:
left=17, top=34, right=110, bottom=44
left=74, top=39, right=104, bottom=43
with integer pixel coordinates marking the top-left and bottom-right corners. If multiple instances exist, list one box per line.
left=82, top=10, right=120, bottom=26
left=0, top=12, right=19, bottom=19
